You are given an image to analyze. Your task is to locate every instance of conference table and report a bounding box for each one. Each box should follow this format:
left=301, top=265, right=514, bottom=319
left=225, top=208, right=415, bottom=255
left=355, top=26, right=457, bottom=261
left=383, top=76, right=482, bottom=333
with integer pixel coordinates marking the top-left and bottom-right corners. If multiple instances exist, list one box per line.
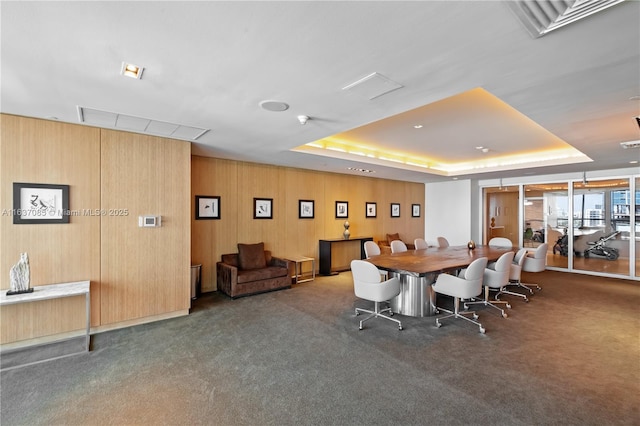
left=367, top=245, right=511, bottom=317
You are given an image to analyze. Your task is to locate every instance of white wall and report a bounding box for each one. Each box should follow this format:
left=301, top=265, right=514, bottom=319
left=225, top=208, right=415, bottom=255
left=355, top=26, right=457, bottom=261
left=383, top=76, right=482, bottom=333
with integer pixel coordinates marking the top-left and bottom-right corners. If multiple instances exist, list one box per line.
left=425, top=180, right=472, bottom=246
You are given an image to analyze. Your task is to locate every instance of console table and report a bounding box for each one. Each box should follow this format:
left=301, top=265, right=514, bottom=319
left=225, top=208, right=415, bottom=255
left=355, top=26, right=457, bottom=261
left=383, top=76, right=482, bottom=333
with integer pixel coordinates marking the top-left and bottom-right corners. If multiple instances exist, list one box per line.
left=319, top=237, right=373, bottom=275
left=0, top=280, right=91, bottom=360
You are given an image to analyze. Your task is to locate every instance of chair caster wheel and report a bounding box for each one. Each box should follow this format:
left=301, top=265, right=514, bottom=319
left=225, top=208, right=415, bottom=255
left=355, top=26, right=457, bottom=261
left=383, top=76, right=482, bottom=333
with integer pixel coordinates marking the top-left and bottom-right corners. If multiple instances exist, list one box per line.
left=436, top=321, right=442, bottom=328
left=473, top=313, right=479, bottom=320
left=359, top=326, right=363, bottom=330
left=479, top=327, right=486, bottom=334
left=502, top=312, right=508, bottom=318
left=506, top=303, right=512, bottom=309
left=398, top=325, right=403, bottom=330
left=524, top=298, right=529, bottom=303
left=389, top=311, right=393, bottom=316
left=463, top=304, right=469, bottom=310
left=355, top=311, right=360, bottom=316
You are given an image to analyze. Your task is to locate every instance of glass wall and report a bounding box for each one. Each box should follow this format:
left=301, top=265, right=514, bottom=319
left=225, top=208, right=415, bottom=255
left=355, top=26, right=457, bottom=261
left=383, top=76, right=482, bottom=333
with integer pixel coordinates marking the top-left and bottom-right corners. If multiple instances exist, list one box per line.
left=523, top=183, right=568, bottom=269
left=572, top=179, right=630, bottom=275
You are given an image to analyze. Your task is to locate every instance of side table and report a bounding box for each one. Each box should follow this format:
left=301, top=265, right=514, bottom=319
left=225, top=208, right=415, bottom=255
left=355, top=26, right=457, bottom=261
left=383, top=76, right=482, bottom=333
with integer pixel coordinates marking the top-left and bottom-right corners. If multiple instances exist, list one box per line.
left=288, top=256, right=315, bottom=284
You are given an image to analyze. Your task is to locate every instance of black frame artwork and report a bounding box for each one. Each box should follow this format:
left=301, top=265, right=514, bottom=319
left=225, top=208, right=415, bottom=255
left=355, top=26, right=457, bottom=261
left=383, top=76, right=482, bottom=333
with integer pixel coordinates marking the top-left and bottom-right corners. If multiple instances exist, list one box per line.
left=254, top=198, right=273, bottom=219
left=195, top=195, right=221, bottom=220
left=13, top=182, right=70, bottom=224
left=412, top=204, right=421, bottom=218
left=390, top=203, right=401, bottom=218
left=365, top=202, right=377, bottom=218
left=299, top=200, right=314, bottom=219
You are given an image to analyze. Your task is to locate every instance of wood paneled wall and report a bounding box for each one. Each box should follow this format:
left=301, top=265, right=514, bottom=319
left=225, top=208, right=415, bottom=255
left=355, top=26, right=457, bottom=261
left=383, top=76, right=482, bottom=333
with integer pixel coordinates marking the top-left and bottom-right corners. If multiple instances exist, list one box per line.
left=1, top=115, right=101, bottom=342
left=100, top=130, right=191, bottom=324
left=1, top=114, right=191, bottom=344
left=192, top=156, right=425, bottom=291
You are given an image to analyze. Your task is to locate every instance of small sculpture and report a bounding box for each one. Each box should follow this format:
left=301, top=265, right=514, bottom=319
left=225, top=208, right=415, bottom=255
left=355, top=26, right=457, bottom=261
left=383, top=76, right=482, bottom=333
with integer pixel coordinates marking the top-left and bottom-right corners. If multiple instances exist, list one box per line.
left=9, top=253, right=32, bottom=295
left=343, top=221, right=351, bottom=240
left=467, top=240, right=476, bottom=250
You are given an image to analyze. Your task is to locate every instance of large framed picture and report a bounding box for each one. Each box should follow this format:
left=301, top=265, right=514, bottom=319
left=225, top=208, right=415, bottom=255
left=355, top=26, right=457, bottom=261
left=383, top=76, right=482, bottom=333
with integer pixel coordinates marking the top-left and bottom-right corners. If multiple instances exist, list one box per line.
left=299, top=199, right=314, bottom=219
left=335, top=201, right=348, bottom=218
left=365, top=202, right=377, bottom=218
left=412, top=204, right=421, bottom=218
left=195, top=195, right=220, bottom=220
left=390, top=203, right=401, bottom=218
left=13, top=182, right=70, bottom=224
left=254, top=198, right=273, bottom=219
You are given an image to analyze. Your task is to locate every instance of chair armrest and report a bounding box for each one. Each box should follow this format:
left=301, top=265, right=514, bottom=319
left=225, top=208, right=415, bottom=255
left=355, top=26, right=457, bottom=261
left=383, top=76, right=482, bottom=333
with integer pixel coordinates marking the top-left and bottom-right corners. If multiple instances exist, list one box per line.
left=270, top=257, right=290, bottom=269
left=216, top=261, right=238, bottom=295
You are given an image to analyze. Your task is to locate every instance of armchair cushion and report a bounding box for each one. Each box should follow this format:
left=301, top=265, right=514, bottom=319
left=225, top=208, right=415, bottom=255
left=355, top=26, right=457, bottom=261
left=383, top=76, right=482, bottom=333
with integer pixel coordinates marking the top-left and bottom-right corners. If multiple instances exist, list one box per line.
left=386, top=233, right=401, bottom=245
left=238, top=242, right=267, bottom=270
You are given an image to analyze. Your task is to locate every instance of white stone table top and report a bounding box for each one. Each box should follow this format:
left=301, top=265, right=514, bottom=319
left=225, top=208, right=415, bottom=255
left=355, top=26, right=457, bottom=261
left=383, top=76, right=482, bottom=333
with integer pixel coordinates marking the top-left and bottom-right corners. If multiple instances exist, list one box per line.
left=0, top=280, right=89, bottom=306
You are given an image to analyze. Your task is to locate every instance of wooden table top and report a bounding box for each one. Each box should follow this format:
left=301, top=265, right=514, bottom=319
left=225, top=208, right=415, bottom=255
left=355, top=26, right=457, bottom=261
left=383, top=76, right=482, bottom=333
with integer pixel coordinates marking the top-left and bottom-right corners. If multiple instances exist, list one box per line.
left=367, top=245, right=512, bottom=276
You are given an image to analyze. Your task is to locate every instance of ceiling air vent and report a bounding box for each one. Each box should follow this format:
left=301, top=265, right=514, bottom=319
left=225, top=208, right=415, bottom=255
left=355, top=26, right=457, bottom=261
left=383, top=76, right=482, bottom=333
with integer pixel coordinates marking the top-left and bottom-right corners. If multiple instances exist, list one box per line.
left=620, top=140, right=640, bottom=149
left=77, top=106, right=209, bottom=141
left=506, top=0, right=626, bottom=38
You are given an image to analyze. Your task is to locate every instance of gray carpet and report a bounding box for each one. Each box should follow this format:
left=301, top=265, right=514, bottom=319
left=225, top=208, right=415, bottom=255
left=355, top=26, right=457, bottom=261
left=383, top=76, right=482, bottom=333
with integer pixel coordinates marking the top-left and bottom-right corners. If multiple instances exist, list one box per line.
left=1, top=270, right=638, bottom=426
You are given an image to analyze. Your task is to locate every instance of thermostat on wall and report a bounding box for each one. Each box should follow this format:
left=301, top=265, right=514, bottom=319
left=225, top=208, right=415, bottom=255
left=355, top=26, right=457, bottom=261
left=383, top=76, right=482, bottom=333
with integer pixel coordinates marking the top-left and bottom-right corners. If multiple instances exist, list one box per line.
left=139, top=215, right=161, bottom=227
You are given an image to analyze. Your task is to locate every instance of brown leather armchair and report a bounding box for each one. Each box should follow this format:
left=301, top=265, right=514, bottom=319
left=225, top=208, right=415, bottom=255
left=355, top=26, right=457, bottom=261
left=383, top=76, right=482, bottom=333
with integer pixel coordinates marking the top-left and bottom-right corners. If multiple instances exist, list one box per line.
left=377, top=233, right=415, bottom=254
left=216, top=242, right=291, bottom=298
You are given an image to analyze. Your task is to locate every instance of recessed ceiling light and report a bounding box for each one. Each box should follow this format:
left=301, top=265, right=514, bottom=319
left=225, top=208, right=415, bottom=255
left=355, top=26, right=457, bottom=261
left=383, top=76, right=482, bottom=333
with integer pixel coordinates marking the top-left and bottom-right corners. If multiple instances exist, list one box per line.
left=121, top=62, right=143, bottom=79
left=413, top=124, right=423, bottom=129
left=630, top=160, right=638, bottom=164
left=348, top=167, right=375, bottom=173
left=259, top=100, right=289, bottom=112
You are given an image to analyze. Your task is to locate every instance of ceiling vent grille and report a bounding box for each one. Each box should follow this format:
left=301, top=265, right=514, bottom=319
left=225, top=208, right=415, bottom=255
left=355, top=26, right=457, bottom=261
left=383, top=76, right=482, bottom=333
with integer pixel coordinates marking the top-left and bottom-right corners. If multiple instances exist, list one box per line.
left=342, top=72, right=404, bottom=100
left=620, top=140, right=640, bottom=149
left=506, top=0, right=626, bottom=38
left=77, top=106, right=209, bottom=141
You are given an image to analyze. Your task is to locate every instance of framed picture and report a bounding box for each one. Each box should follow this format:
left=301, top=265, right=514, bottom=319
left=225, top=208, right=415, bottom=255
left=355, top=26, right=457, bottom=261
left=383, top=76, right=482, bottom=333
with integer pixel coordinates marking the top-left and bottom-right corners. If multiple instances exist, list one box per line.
left=412, top=204, right=421, bottom=218
left=195, top=195, right=220, bottom=220
left=254, top=198, right=273, bottom=219
left=299, top=199, right=314, bottom=219
left=365, top=202, right=377, bottom=218
left=390, top=203, right=401, bottom=218
left=335, top=201, right=348, bottom=218
left=13, top=182, right=70, bottom=224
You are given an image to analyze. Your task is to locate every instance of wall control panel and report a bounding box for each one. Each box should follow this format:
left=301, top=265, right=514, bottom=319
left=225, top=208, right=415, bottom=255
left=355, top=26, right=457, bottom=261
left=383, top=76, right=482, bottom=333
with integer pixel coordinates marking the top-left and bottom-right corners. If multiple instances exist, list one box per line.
left=138, top=215, right=161, bottom=227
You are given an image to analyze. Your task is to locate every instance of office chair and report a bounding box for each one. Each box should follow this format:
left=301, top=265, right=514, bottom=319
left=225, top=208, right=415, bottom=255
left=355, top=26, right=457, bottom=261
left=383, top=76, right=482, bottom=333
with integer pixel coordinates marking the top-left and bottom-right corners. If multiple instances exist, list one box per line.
left=496, top=248, right=529, bottom=302
left=521, top=243, right=546, bottom=292
left=488, top=237, right=512, bottom=248
left=351, top=260, right=402, bottom=331
left=464, top=251, right=514, bottom=318
left=414, top=238, right=428, bottom=250
left=437, top=237, right=449, bottom=248
left=363, top=240, right=388, bottom=280
left=390, top=240, right=408, bottom=253
left=433, top=257, right=488, bottom=333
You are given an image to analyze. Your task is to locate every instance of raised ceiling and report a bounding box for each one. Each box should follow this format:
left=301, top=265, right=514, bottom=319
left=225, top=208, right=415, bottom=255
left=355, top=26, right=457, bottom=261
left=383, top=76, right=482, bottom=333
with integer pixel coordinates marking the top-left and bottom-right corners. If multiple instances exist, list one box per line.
left=1, top=1, right=638, bottom=183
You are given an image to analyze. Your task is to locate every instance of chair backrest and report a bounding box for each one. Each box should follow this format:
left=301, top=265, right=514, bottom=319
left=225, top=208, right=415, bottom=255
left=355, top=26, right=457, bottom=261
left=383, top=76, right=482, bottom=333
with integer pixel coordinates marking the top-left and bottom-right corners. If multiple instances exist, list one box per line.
left=414, top=238, right=428, bottom=250
left=390, top=240, right=408, bottom=253
left=483, top=251, right=514, bottom=288
left=523, top=243, right=547, bottom=272
left=437, top=237, right=449, bottom=248
left=532, top=243, right=548, bottom=259
left=488, top=237, right=512, bottom=248
left=351, top=260, right=400, bottom=302
left=363, top=240, right=381, bottom=258
left=510, top=248, right=527, bottom=280
left=463, top=257, right=489, bottom=281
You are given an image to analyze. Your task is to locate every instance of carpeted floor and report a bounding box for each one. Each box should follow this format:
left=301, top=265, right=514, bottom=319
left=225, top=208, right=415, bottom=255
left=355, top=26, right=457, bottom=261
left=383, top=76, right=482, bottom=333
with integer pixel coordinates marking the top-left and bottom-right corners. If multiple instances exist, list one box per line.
left=1, top=270, right=638, bottom=425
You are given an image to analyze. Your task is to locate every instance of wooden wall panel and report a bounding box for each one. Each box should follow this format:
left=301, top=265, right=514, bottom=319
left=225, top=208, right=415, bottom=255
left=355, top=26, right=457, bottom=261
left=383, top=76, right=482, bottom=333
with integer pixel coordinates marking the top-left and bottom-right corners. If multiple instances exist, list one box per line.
left=1, top=114, right=101, bottom=341
left=100, top=130, right=190, bottom=325
left=191, top=156, right=425, bottom=290
left=191, top=157, right=238, bottom=292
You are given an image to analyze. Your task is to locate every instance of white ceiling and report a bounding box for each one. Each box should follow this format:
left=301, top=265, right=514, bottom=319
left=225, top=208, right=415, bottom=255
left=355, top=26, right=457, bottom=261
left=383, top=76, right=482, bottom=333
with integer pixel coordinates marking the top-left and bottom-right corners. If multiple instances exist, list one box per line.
left=1, top=1, right=639, bottom=183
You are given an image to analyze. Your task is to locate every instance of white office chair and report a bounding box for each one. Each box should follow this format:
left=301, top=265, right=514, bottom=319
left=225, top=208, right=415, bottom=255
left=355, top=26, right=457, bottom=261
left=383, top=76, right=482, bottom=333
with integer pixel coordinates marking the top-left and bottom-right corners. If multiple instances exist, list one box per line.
left=496, top=248, right=529, bottom=302
left=437, top=237, right=450, bottom=248
left=521, top=243, right=546, bottom=291
left=351, top=260, right=402, bottom=330
left=464, top=251, right=514, bottom=318
left=390, top=240, right=408, bottom=253
left=433, top=257, right=488, bottom=333
left=363, top=240, right=388, bottom=280
left=488, top=237, right=512, bottom=248
left=414, top=238, right=428, bottom=250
